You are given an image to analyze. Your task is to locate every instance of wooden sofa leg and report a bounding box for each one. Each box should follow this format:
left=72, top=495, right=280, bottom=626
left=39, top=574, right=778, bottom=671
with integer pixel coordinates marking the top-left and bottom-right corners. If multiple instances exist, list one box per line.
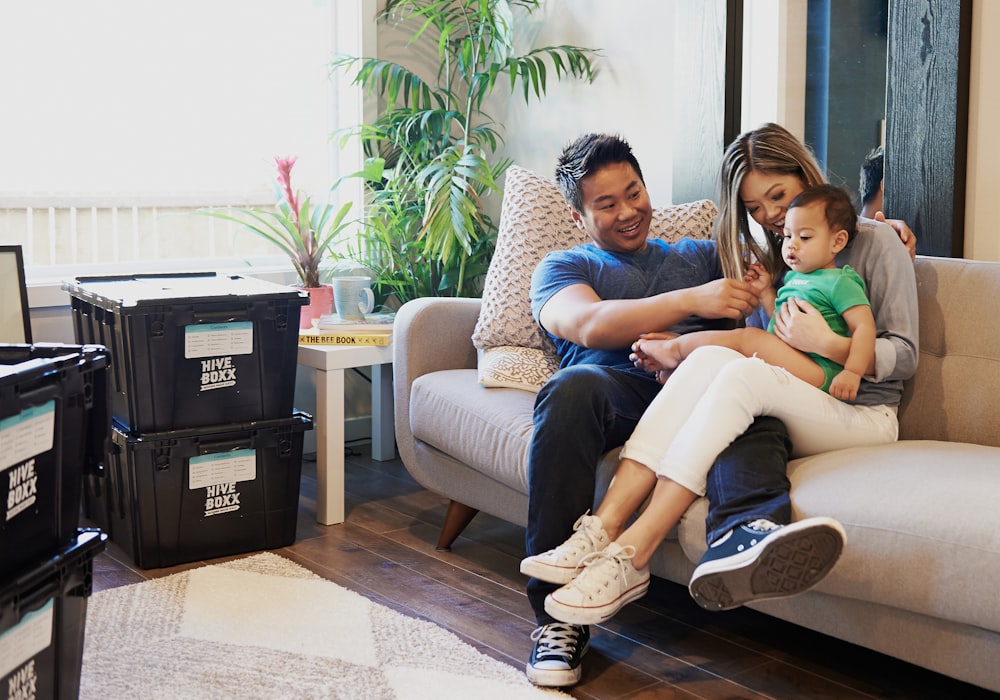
left=436, top=500, right=480, bottom=551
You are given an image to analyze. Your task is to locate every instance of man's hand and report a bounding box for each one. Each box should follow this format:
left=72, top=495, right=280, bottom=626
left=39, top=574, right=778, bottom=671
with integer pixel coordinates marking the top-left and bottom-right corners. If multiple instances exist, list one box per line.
left=875, top=211, right=917, bottom=260
left=687, top=278, right=760, bottom=320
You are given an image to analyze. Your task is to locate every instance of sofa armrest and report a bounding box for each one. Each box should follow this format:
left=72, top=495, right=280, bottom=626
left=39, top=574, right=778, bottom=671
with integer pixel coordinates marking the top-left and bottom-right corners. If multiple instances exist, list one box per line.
left=393, top=296, right=481, bottom=382
left=393, top=297, right=481, bottom=461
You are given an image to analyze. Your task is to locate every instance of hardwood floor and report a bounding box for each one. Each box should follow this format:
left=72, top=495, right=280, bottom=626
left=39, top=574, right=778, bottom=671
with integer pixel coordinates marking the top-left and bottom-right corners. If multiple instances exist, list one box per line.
left=89, top=443, right=995, bottom=700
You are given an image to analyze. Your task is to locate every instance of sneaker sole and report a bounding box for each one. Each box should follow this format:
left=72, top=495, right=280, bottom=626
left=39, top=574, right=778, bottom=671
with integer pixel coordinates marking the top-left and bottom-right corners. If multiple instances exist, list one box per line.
left=520, top=558, right=582, bottom=585
left=524, top=640, right=590, bottom=687
left=689, top=518, right=845, bottom=611
left=543, top=577, right=650, bottom=625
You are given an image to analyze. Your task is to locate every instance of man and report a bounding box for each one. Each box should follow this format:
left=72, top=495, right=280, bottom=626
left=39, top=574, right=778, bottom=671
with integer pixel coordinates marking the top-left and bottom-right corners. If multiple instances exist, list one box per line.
left=522, top=133, right=787, bottom=686
left=859, top=145, right=884, bottom=219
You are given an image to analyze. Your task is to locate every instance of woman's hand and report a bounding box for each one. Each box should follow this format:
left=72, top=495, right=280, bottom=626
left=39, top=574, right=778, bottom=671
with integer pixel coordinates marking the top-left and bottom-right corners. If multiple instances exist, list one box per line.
left=772, top=298, right=839, bottom=356
left=875, top=211, right=917, bottom=260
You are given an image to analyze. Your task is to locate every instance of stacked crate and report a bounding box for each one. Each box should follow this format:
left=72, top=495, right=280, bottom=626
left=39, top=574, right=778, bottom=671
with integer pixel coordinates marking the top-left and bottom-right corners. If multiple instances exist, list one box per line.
left=0, top=343, right=109, bottom=696
left=64, top=273, right=312, bottom=569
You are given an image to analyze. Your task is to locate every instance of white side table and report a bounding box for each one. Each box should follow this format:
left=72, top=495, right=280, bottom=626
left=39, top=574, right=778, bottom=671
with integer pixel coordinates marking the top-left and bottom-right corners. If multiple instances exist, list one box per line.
left=296, top=343, right=394, bottom=525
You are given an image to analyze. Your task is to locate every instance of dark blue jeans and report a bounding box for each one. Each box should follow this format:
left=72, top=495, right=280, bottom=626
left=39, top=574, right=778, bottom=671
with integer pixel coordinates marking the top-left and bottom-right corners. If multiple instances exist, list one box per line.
left=525, top=364, right=792, bottom=625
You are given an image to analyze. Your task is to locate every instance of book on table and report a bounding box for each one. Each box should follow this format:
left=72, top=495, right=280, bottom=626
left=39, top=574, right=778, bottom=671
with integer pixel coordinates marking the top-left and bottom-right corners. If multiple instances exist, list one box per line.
left=300, top=312, right=394, bottom=346
left=299, top=331, right=391, bottom=346
left=316, top=311, right=395, bottom=332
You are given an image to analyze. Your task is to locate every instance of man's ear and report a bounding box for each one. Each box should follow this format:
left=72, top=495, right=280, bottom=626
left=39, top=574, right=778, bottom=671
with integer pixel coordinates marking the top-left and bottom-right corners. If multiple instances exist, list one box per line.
left=569, top=206, right=586, bottom=231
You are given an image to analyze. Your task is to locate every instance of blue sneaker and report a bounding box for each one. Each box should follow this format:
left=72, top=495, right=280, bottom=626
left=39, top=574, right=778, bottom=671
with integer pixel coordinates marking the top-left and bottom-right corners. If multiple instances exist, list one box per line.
left=689, top=517, right=845, bottom=611
left=525, top=623, right=589, bottom=687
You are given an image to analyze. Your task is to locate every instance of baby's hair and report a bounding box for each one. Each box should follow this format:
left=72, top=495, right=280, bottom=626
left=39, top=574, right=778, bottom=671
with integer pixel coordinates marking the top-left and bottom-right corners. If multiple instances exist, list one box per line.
left=789, top=184, right=858, bottom=242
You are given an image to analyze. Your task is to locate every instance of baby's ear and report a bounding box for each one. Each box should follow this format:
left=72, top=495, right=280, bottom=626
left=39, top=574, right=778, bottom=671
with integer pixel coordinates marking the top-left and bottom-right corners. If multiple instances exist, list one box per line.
left=833, top=228, right=850, bottom=251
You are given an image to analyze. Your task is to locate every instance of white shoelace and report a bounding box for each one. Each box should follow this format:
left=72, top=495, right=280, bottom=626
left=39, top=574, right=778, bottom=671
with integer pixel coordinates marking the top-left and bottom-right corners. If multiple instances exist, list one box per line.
left=557, top=512, right=605, bottom=559
left=530, top=623, right=581, bottom=659
left=568, top=544, right=638, bottom=596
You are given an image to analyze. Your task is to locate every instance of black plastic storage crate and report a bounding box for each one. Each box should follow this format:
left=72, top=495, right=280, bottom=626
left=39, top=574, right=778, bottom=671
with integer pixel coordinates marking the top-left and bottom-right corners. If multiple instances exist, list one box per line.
left=0, top=344, right=109, bottom=578
left=63, top=273, right=307, bottom=433
left=0, top=528, right=106, bottom=700
left=99, top=412, right=311, bottom=569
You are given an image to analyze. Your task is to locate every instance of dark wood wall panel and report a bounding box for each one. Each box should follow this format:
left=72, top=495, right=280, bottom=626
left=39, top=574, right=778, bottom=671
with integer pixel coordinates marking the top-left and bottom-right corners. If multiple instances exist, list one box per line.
left=885, top=0, right=972, bottom=257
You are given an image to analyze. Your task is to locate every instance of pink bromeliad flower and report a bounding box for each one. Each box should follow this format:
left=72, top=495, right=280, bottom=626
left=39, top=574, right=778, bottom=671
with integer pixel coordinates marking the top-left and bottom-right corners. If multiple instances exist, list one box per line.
left=274, top=156, right=300, bottom=223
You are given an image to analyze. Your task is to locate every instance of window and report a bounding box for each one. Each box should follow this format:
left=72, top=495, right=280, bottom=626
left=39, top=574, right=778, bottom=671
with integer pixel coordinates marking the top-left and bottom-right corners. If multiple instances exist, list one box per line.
left=0, top=0, right=369, bottom=281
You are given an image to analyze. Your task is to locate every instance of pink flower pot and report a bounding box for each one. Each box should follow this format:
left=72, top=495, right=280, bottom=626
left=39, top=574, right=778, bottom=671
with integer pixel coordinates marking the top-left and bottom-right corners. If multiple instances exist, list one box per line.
left=299, top=284, right=334, bottom=329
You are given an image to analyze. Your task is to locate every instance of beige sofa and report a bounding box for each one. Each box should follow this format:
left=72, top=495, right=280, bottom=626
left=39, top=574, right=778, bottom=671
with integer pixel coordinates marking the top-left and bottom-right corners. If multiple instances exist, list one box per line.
left=392, top=166, right=1000, bottom=693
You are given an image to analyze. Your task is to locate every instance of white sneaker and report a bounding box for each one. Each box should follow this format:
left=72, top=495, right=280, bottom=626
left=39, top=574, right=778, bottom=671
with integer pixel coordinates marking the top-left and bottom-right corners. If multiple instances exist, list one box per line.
left=520, top=512, right=611, bottom=584
left=543, top=542, right=650, bottom=625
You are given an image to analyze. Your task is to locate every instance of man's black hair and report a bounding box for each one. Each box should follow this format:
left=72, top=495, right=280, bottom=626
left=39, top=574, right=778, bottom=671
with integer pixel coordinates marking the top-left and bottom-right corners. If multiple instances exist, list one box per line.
left=859, top=145, right=883, bottom=207
left=554, top=133, right=644, bottom=213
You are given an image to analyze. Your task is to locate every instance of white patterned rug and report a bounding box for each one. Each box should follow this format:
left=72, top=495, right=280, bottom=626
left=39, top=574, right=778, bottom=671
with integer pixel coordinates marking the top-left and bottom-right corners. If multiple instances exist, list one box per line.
left=81, top=553, right=568, bottom=699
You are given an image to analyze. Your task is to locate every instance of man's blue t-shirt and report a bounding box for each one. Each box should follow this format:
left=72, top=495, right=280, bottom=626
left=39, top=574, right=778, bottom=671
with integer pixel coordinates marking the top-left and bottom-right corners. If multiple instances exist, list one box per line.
left=530, top=238, right=729, bottom=369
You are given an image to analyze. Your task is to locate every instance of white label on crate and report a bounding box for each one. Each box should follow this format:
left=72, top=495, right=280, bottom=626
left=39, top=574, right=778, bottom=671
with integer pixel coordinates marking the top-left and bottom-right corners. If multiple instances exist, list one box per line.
left=0, top=598, right=53, bottom=683
left=203, top=482, right=243, bottom=517
left=5, top=458, right=37, bottom=522
left=198, top=356, right=238, bottom=392
left=0, top=401, right=55, bottom=473
left=189, top=449, right=257, bottom=490
left=184, top=322, right=254, bottom=359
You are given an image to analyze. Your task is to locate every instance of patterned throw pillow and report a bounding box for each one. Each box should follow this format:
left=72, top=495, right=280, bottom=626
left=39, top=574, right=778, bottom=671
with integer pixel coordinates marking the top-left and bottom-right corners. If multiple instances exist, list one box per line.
left=473, top=165, right=717, bottom=391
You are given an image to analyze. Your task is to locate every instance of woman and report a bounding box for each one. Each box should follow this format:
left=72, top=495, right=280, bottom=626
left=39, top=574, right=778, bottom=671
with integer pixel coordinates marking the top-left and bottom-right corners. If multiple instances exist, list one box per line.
left=519, top=123, right=919, bottom=624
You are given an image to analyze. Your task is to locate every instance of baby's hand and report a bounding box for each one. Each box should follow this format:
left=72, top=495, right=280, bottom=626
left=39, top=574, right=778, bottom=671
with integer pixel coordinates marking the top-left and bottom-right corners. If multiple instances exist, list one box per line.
left=744, top=262, right=773, bottom=296
left=829, top=369, right=861, bottom=401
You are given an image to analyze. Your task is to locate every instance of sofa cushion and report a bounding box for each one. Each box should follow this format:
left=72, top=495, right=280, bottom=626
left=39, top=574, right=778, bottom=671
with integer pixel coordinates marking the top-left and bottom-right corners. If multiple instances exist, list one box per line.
left=677, top=440, right=1000, bottom=633
left=409, top=369, right=536, bottom=494
left=472, top=164, right=717, bottom=391
left=899, top=257, right=1000, bottom=447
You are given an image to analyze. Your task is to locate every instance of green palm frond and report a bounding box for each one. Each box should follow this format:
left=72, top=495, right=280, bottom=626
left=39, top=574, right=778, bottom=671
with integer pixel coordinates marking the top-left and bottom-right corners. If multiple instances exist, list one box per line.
left=330, top=0, right=599, bottom=302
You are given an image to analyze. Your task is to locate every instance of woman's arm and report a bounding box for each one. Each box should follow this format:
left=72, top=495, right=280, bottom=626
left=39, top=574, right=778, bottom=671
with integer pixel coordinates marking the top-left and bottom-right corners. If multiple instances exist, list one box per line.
left=772, top=298, right=858, bottom=369
left=852, top=222, right=920, bottom=383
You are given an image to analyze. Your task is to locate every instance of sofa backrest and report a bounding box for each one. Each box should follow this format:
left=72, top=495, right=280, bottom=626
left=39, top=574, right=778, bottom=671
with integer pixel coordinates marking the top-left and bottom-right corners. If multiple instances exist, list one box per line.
left=898, top=256, right=1000, bottom=447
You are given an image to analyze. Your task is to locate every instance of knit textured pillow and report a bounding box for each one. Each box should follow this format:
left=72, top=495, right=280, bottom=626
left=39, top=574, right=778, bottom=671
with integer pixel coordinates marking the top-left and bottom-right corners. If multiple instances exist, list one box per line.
left=473, top=164, right=717, bottom=391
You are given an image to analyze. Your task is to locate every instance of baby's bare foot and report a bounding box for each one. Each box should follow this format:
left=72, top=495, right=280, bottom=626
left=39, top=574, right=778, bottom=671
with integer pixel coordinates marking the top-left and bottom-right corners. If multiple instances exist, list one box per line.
left=636, top=338, right=685, bottom=370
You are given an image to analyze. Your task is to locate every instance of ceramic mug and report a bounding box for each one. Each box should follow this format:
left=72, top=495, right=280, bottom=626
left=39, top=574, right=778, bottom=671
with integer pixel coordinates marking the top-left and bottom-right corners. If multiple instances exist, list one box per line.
left=332, top=276, right=375, bottom=321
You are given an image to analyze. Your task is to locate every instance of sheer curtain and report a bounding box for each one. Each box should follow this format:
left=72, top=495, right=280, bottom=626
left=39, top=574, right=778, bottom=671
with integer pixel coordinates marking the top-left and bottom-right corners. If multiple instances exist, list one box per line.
left=0, top=0, right=370, bottom=273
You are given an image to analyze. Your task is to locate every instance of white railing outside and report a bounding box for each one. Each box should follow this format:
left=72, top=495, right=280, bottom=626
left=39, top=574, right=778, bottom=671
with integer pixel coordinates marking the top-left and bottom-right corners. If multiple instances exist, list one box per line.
left=0, top=194, right=282, bottom=270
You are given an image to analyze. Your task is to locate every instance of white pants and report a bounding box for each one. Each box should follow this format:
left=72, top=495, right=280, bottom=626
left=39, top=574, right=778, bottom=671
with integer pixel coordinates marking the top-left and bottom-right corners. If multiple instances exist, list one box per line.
left=620, top=345, right=898, bottom=496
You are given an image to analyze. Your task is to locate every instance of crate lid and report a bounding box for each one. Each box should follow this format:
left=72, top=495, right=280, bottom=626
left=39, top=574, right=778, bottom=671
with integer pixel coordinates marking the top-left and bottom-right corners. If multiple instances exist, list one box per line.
left=62, top=272, right=308, bottom=311
left=0, top=343, right=108, bottom=384
left=0, top=529, right=106, bottom=628
left=111, top=410, right=313, bottom=446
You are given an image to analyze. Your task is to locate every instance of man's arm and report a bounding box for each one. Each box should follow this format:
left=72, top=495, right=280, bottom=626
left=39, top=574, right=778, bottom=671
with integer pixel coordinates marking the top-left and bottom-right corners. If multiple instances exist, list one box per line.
left=539, top=278, right=761, bottom=350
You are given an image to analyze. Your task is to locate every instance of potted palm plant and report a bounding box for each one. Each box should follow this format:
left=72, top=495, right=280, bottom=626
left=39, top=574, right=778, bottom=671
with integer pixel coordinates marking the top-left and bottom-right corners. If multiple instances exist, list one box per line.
left=330, top=0, right=599, bottom=304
